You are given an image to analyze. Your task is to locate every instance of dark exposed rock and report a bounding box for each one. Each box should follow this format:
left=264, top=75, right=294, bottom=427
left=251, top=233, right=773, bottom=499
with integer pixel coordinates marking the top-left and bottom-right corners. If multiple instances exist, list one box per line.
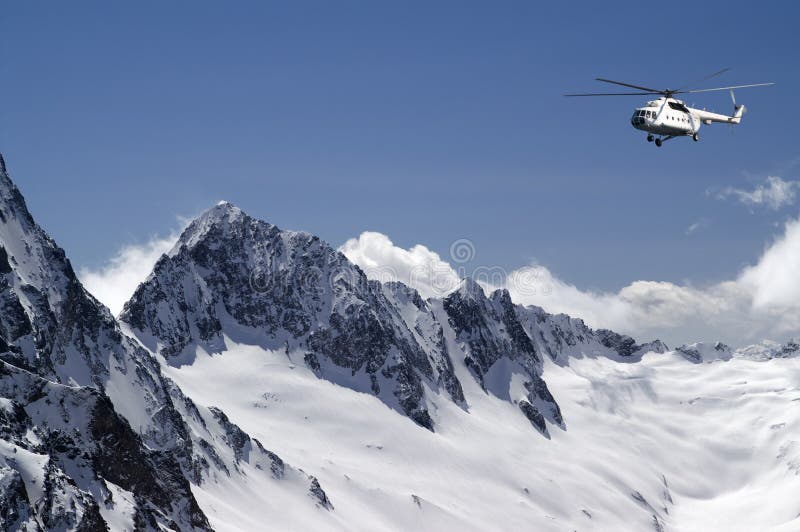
left=776, top=339, right=799, bottom=358
left=0, top=246, right=11, bottom=274
left=309, top=476, right=333, bottom=510
left=121, top=203, right=439, bottom=429
left=0, top=467, right=39, bottom=531
left=121, top=202, right=668, bottom=437
left=89, top=395, right=211, bottom=530
left=209, top=407, right=249, bottom=464
left=444, top=284, right=541, bottom=380
left=519, top=400, right=547, bottom=433
left=304, top=352, right=321, bottom=371
left=595, top=329, right=639, bottom=357
left=253, top=439, right=285, bottom=479
left=0, top=156, right=326, bottom=530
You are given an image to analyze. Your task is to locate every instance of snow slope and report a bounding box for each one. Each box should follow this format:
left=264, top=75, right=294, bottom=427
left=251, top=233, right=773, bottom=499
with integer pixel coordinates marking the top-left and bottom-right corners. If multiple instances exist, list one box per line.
left=156, top=336, right=800, bottom=531
left=117, top=199, right=799, bottom=531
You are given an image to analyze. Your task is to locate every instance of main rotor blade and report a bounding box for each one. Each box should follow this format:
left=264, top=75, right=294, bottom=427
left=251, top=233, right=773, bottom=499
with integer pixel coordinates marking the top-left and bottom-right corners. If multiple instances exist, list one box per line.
left=679, top=82, right=775, bottom=94
left=595, top=78, right=664, bottom=93
left=675, top=67, right=731, bottom=91
left=564, top=91, right=659, bottom=97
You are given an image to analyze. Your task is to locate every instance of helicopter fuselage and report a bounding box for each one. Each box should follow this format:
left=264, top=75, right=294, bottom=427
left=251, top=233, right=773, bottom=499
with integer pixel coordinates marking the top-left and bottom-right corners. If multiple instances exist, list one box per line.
left=630, top=97, right=744, bottom=140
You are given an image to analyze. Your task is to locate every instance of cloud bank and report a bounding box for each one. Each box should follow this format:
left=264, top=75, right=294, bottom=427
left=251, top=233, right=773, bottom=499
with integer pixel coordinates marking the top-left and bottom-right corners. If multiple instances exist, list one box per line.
left=81, top=205, right=800, bottom=347
left=341, top=217, right=800, bottom=347
left=79, top=231, right=180, bottom=316
left=339, top=232, right=461, bottom=298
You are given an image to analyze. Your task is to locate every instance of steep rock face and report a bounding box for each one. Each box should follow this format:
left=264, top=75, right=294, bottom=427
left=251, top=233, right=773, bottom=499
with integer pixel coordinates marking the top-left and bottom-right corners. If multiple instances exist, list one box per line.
left=0, top=465, right=40, bottom=531
left=121, top=203, right=451, bottom=429
left=381, top=282, right=465, bottom=405
left=0, top=161, right=191, bottom=455
left=0, top=158, right=326, bottom=529
left=0, top=360, right=208, bottom=530
left=442, top=282, right=562, bottom=434
left=0, top=170, right=111, bottom=384
left=514, top=303, right=668, bottom=364
left=121, top=202, right=669, bottom=437
left=0, top=161, right=209, bottom=529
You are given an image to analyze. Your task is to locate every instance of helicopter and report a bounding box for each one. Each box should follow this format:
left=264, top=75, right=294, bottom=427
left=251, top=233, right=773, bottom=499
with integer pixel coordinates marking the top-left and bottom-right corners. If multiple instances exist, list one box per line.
left=565, top=69, right=774, bottom=146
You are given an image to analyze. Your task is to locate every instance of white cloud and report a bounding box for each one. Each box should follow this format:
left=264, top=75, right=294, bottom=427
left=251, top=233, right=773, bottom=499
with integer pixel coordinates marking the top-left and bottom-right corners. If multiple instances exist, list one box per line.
left=716, top=176, right=800, bottom=210
left=685, top=220, right=707, bottom=235
left=82, top=210, right=800, bottom=346
left=79, top=231, right=181, bottom=316
left=342, top=217, right=800, bottom=347
left=339, top=232, right=461, bottom=299
left=739, top=217, right=800, bottom=309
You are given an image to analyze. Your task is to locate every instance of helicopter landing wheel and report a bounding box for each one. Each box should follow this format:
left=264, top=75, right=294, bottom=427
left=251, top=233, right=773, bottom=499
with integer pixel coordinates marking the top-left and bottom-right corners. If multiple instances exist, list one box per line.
left=693, top=133, right=699, bottom=142
left=655, top=138, right=662, bottom=147
left=647, top=135, right=654, bottom=142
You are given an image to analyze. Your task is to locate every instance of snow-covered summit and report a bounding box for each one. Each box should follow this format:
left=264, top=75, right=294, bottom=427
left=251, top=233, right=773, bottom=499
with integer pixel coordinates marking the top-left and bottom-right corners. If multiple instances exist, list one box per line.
left=735, top=338, right=800, bottom=360
left=171, top=200, right=247, bottom=253
left=0, top=158, right=331, bottom=529
left=453, top=276, right=487, bottom=300
left=121, top=201, right=670, bottom=436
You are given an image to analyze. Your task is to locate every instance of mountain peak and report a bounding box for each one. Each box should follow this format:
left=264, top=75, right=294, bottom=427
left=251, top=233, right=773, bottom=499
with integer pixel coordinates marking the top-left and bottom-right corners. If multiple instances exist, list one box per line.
left=202, top=199, right=242, bottom=220
left=455, top=277, right=486, bottom=299
left=172, top=200, right=251, bottom=253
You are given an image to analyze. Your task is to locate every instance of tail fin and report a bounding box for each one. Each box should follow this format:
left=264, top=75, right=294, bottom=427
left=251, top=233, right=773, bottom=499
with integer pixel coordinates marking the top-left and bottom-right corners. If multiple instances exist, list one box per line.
left=730, top=89, right=746, bottom=124
left=730, top=104, right=746, bottom=124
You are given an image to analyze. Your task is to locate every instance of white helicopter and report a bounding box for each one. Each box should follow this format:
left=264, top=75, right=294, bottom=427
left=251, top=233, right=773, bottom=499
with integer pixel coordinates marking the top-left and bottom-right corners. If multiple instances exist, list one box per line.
left=566, top=69, right=774, bottom=146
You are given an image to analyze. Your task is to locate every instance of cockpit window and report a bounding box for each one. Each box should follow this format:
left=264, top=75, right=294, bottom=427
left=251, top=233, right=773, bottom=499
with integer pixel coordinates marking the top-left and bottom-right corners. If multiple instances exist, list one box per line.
left=667, top=101, right=689, bottom=113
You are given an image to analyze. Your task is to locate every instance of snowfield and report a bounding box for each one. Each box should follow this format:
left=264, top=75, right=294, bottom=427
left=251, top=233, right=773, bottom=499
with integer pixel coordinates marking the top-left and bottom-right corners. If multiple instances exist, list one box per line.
left=160, top=336, right=800, bottom=532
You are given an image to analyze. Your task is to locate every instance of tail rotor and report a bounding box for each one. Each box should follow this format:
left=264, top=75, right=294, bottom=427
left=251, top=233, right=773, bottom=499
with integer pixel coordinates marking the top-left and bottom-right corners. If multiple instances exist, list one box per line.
left=729, top=89, right=746, bottom=131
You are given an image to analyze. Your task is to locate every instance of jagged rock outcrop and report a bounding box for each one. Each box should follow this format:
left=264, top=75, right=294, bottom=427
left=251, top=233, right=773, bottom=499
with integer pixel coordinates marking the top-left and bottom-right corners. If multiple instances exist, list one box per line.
left=514, top=303, right=668, bottom=364
left=120, top=201, right=669, bottom=437
left=442, top=282, right=562, bottom=434
left=676, top=342, right=732, bottom=364
left=121, top=203, right=462, bottom=430
left=0, top=157, right=326, bottom=530
left=381, top=281, right=465, bottom=405
left=775, top=339, right=799, bottom=358
left=734, top=338, right=800, bottom=360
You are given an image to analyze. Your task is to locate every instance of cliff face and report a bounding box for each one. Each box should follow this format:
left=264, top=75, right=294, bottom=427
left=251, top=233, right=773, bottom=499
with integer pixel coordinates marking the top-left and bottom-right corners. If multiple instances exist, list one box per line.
left=121, top=202, right=666, bottom=437
left=0, top=159, right=329, bottom=530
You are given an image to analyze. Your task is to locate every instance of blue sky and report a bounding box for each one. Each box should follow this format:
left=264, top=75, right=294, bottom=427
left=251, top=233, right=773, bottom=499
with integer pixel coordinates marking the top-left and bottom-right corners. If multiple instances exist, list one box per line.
left=2, top=1, right=797, bottom=299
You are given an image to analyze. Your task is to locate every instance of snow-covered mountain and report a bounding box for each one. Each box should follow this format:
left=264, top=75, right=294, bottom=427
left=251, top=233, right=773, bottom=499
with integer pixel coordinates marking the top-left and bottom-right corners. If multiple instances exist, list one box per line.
left=115, top=202, right=800, bottom=532
left=1, top=154, right=798, bottom=531
left=0, top=157, right=330, bottom=530
left=120, top=202, right=665, bottom=438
